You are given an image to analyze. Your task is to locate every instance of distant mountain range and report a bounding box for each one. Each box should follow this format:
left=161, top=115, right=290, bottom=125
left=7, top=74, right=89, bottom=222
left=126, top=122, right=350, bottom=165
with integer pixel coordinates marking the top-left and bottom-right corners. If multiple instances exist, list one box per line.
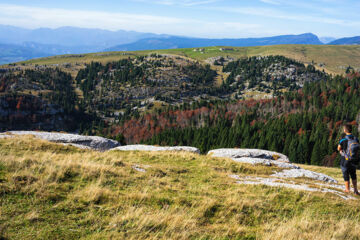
left=0, top=24, right=359, bottom=65
left=329, top=36, right=360, bottom=45
left=0, top=25, right=166, bottom=64
left=106, top=33, right=323, bottom=51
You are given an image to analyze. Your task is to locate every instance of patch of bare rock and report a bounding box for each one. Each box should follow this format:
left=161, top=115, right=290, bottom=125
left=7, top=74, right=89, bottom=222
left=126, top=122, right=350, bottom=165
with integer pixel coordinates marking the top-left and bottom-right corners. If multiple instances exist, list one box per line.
left=208, top=148, right=348, bottom=199
left=0, top=131, right=201, bottom=153
left=208, top=148, right=290, bottom=163
left=111, top=145, right=200, bottom=154
left=229, top=175, right=355, bottom=200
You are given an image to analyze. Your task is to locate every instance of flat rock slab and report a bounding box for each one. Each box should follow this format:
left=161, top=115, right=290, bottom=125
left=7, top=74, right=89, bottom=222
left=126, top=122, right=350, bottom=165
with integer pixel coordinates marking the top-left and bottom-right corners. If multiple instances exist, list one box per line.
left=231, top=157, right=300, bottom=169
left=208, top=148, right=289, bottom=163
left=0, top=131, right=120, bottom=151
left=230, top=175, right=354, bottom=200
left=111, top=145, right=200, bottom=154
left=272, top=169, right=337, bottom=183
left=209, top=148, right=336, bottom=183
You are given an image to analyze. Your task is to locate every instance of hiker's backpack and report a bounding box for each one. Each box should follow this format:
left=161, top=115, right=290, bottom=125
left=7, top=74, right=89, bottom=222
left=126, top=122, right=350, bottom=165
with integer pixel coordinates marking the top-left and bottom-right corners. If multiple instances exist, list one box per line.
left=344, top=135, right=360, bottom=163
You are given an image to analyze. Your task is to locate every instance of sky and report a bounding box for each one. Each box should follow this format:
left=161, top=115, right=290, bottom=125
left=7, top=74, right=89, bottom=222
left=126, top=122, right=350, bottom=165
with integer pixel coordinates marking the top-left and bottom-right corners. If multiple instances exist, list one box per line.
left=0, top=0, right=359, bottom=38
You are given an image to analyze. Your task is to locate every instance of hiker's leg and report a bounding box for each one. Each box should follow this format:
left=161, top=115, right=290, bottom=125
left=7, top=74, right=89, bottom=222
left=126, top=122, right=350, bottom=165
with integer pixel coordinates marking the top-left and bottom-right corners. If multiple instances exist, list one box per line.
left=350, top=167, right=359, bottom=195
left=345, top=181, right=351, bottom=193
left=352, top=179, right=360, bottom=195
left=341, top=166, right=351, bottom=193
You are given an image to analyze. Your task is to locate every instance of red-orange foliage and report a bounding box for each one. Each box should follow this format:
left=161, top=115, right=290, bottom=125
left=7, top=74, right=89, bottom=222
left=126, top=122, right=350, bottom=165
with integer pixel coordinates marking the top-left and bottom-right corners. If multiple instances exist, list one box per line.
left=329, top=89, right=337, bottom=95
left=291, top=99, right=300, bottom=107
left=16, top=97, right=23, bottom=110
left=349, top=120, right=358, bottom=126
left=345, top=86, right=352, bottom=94
left=335, top=120, right=343, bottom=128
left=297, top=128, right=305, bottom=136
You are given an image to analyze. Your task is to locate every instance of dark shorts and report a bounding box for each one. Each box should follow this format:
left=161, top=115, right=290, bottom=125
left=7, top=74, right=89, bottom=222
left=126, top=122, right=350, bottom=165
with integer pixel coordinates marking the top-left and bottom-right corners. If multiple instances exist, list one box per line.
left=341, top=158, right=357, bottom=181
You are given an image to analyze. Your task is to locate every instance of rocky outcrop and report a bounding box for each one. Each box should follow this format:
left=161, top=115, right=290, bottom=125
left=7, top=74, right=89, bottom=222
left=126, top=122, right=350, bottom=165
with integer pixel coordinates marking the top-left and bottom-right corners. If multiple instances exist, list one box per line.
left=111, top=144, right=200, bottom=154
left=231, top=157, right=299, bottom=169
left=0, top=131, right=120, bottom=151
left=209, top=148, right=336, bottom=183
left=1, top=131, right=200, bottom=153
left=208, top=148, right=290, bottom=163
left=272, top=169, right=337, bottom=183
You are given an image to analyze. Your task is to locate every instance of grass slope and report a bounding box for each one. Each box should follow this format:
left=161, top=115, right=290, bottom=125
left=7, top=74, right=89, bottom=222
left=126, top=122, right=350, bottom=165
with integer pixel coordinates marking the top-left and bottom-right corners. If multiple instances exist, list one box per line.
left=1, top=136, right=360, bottom=239
left=7, top=45, right=360, bottom=76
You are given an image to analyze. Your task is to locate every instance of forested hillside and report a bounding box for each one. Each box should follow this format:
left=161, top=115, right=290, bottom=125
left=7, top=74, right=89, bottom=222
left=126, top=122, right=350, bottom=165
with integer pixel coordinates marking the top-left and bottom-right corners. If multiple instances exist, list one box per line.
left=75, top=55, right=217, bottom=118
left=221, top=55, right=325, bottom=97
left=0, top=68, right=93, bottom=131
left=122, top=72, right=360, bottom=166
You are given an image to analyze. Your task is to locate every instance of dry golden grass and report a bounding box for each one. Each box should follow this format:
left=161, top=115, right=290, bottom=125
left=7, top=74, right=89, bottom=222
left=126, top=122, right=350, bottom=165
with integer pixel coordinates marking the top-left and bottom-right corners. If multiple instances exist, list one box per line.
left=1, top=136, right=360, bottom=239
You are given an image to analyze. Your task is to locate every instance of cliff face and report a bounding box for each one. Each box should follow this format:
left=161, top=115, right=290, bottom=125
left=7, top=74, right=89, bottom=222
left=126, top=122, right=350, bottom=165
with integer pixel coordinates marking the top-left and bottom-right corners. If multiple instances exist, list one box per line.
left=0, top=95, right=77, bottom=131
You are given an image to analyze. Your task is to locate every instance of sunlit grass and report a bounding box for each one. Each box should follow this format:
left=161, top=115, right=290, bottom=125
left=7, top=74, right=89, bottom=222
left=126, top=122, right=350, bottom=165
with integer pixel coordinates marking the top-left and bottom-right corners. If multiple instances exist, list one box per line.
left=1, top=136, right=360, bottom=239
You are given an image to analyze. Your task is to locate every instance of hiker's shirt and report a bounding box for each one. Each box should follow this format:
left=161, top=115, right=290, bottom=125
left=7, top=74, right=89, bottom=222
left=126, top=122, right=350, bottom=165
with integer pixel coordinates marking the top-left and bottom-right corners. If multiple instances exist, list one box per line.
left=339, top=134, right=359, bottom=168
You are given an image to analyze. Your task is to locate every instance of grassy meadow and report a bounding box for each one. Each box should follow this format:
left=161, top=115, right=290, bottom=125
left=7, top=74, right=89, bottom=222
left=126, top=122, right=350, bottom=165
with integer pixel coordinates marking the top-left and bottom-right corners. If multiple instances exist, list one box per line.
left=1, top=136, right=360, bottom=239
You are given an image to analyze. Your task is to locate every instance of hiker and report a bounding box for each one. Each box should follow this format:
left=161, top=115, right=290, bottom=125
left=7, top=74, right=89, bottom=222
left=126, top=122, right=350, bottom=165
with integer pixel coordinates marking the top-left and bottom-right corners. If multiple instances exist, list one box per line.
left=337, top=124, right=360, bottom=195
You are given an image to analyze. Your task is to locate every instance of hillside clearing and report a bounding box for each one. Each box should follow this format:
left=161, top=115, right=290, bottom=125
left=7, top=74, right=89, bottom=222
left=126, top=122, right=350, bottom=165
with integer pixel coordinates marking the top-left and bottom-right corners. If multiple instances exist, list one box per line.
left=4, top=45, right=360, bottom=76
left=1, top=136, right=360, bottom=239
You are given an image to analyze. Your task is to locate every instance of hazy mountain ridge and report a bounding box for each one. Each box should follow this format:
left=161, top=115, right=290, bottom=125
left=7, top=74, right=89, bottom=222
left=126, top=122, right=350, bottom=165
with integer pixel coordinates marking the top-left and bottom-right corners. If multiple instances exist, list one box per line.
left=329, top=36, right=360, bottom=45
left=0, top=25, right=358, bottom=65
left=0, top=26, right=325, bottom=64
left=0, top=43, right=50, bottom=65
left=106, top=33, right=323, bottom=51
left=0, top=25, right=168, bottom=64
left=0, top=25, right=165, bottom=47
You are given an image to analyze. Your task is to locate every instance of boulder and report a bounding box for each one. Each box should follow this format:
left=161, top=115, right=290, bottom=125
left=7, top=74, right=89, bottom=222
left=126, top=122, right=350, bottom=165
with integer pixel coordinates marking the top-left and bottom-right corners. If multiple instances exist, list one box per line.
left=208, top=148, right=289, bottom=163
left=0, top=131, right=120, bottom=151
left=111, top=144, right=200, bottom=154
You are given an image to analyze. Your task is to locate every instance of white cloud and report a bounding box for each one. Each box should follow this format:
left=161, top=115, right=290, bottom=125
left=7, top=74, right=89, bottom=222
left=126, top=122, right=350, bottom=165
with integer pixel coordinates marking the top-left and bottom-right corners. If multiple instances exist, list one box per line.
left=260, top=0, right=281, bottom=5
left=0, top=3, right=265, bottom=38
left=216, top=6, right=360, bottom=27
left=0, top=4, right=184, bottom=32
left=133, top=0, right=219, bottom=6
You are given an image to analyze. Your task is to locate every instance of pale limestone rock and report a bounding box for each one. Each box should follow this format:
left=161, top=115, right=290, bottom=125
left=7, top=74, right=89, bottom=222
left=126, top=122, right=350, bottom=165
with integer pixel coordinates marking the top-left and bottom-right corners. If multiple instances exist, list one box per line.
left=111, top=144, right=200, bottom=154
left=0, top=131, right=120, bottom=151
left=208, top=148, right=289, bottom=163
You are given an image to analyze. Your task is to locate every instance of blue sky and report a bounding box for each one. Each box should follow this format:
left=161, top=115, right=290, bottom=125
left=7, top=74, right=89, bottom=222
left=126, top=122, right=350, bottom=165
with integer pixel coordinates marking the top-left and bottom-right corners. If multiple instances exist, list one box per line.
left=0, top=0, right=359, bottom=38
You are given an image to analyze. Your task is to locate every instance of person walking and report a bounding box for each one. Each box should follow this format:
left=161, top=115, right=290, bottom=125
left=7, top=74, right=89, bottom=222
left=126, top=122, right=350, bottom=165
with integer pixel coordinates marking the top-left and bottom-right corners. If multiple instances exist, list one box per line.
left=338, top=124, right=360, bottom=195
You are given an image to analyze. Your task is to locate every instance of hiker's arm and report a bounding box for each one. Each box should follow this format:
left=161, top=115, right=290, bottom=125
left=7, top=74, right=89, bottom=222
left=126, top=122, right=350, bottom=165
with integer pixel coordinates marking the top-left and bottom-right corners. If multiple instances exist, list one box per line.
left=337, top=144, right=342, bottom=152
